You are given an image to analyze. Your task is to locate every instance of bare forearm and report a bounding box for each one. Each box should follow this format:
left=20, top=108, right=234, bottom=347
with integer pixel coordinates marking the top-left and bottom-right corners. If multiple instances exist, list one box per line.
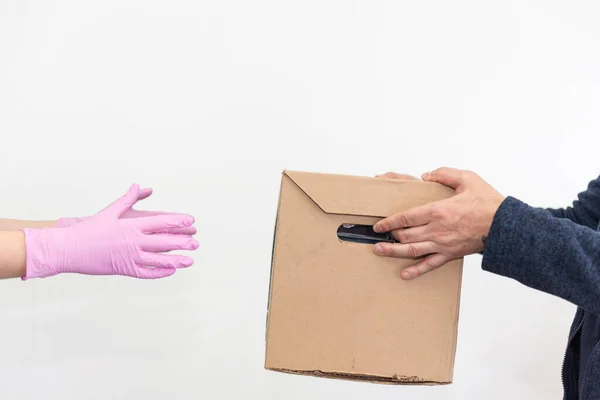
left=0, top=231, right=27, bottom=279
left=0, top=219, right=57, bottom=231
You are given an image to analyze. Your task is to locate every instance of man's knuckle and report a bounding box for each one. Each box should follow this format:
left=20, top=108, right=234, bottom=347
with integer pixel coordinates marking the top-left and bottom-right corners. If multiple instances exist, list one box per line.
left=438, top=233, right=454, bottom=246
left=428, top=203, right=439, bottom=217
left=408, top=244, right=421, bottom=258
left=396, top=214, right=411, bottom=226
left=451, top=244, right=465, bottom=255
left=424, top=261, right=437, bottom=271
left=416, top=264, right=431, bottom=275
left=431, top=207, right=446, bottom=220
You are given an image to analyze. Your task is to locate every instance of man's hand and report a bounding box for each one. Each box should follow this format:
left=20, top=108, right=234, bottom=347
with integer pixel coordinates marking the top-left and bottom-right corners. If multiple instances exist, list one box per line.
left=373, top=167, right=506, bottom=280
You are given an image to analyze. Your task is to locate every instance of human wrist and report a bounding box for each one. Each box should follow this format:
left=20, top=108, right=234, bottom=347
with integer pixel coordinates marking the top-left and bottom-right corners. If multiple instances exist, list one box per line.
left=0, top=231, right=27, bottom=279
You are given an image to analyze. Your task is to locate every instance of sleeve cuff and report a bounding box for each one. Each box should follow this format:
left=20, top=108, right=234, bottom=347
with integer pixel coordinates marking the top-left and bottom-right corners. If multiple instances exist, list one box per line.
left=481, top=196, right=532, bottom=277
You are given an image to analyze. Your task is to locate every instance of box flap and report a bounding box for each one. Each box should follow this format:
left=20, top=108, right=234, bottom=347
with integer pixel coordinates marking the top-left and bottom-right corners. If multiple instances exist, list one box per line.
left=284, top=170, right=455, bottom=218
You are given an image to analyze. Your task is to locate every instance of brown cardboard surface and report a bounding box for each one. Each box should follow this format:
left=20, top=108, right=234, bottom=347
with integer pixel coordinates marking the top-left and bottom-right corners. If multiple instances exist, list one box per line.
left=265, top=170, right=463, bottom=384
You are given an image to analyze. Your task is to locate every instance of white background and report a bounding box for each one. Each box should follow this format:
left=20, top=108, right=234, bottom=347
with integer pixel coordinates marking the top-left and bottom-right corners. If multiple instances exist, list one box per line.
left=0, top=0, right=599, bottom=399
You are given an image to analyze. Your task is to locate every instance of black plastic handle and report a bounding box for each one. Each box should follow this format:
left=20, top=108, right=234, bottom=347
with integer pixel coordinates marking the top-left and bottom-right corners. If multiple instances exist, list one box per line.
left=336, top=223, right=397, bottom=245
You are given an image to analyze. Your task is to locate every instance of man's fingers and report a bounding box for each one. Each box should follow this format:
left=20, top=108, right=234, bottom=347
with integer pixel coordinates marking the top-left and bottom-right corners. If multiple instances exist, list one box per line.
left=391, top=225, right=433, bottom=243
left=374, top=241, right=437, bottom=259
left=376, top=172, right=420, bottom=180
left=374, top=204, right=432, bottom=232
left=401, top=253, right=451, bottom=280
left=422, top=167, right=466, bottom=190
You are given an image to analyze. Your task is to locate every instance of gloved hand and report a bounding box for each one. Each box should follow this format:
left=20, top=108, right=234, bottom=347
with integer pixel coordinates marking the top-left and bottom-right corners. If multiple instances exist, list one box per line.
left=56, top=187, right=196, bottom=235
left=21, top=184, right=199, bottom=280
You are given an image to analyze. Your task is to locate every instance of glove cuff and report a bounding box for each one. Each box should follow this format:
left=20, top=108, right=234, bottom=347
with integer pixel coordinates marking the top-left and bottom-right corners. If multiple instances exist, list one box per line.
left=20, top=228, right=62, bottom=280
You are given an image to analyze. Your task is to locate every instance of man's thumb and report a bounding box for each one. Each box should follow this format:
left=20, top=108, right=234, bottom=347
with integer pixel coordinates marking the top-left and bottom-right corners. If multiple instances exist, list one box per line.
left=422, top=167, right=464, bottom=190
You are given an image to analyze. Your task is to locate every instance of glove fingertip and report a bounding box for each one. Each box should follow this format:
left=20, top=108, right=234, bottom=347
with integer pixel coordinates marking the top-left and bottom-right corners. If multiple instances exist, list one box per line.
left=138, top=187, right=153, bottom=200
left=170, top=214, right=195, bottom=227
left=179, top=256, right=194, bottom=268
left=182, top=215, right=195, bottom=227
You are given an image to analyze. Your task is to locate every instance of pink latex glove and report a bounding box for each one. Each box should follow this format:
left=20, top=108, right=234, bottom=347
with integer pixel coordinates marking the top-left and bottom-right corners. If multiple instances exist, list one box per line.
left=21, top=184, right=199, bottom=280
left=56, top=187, right=196, bottom=235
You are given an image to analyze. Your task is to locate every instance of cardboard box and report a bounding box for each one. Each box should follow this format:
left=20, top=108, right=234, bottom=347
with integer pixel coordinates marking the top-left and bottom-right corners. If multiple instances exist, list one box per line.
left=265, top=170, right=463, bottom=384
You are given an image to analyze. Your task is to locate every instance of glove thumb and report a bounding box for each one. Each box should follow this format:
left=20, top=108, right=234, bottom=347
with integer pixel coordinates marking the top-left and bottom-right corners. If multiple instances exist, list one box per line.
left=102, top=183, right=141, bottom=218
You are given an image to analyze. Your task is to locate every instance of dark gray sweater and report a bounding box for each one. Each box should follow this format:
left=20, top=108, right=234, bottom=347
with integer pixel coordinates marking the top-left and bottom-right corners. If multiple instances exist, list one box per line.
left=481, top=176, right=600, bottom=399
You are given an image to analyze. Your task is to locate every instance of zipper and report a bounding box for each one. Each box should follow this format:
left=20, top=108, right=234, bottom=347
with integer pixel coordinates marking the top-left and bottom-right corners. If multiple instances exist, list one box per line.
left=579, top=336, right=600, bottom=398
left=562, top=312, right=586, bottom=397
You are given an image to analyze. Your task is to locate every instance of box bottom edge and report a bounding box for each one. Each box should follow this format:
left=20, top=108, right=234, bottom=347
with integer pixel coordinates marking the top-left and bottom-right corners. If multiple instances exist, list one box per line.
left=265, top=366, right=450, bottom=385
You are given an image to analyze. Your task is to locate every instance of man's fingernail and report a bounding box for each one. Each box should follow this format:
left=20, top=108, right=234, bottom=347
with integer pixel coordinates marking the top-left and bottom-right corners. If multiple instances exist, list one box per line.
left=373, top=224, right=382, bottom=232
left=402, top=270, right=413, bottom=279
left=375, top=244, right=383, bottom=254
left=422, top=172, right=431, bottom=179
